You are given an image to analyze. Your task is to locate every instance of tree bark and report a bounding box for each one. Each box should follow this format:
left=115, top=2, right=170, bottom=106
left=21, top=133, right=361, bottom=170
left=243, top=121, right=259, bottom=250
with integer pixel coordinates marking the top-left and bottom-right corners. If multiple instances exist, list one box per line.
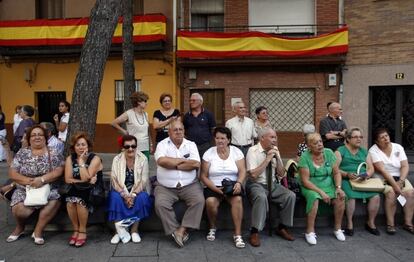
left=122, top=0, right=135, bottom=111
left=67, top=0, right=122, bottom=150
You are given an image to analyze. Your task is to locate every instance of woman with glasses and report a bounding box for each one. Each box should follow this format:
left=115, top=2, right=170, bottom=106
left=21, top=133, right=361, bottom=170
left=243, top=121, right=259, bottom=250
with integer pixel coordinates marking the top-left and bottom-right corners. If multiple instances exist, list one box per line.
left=153, top=93, right=180, bottom=144
left=64, top=132, right=103, bottom=247
left=7, top=125, right=64, bottom=245
left=369, top=128, right=414, bottom=235
left=335, top=127, right=380, bottom=236
left=112, top=91, right=152, bottom=159
left=107, top=135, right=153, bottom=244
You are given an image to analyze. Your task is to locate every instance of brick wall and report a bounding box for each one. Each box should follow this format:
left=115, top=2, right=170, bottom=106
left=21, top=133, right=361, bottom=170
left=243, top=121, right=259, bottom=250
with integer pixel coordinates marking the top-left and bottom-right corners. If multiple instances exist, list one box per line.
left=180, top=67, right=339, bottom=157
left=317, top=0, right=339, bottom=33
left=345, top=0, right=414, bottom=65
left=224, top=0, right=248, bottom=31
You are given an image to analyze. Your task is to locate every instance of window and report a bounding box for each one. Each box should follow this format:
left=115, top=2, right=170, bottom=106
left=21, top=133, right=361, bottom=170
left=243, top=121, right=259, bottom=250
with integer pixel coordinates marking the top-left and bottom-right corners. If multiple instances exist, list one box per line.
left=249, top=0, right=315, bottom=35
left=36, top=0, right=64, bottom=19
left=115, top=80, right=141, bottom=117
left=191, top=0, right=224, bottom=32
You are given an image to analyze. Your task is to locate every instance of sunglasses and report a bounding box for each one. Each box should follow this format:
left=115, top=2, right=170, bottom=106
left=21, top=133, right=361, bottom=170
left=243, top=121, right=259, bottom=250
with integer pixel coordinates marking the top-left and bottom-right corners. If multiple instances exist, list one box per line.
left=123, top=145, right=137, bottom=149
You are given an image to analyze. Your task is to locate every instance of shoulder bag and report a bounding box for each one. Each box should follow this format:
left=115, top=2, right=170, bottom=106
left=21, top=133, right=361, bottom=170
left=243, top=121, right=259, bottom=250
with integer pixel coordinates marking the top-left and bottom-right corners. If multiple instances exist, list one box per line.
left=349, top=162, right=385, bottom=192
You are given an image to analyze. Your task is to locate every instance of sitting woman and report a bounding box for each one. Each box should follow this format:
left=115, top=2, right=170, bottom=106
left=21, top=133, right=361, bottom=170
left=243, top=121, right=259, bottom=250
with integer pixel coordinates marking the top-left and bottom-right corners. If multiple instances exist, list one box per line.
left=335, top=127, right=380, bottom=236
left=298, top=133, right=346, bottom=245
left=369, top=128, right=414, bottom=235
left=65, top=132, right=103, bottom=247
left=108, top=135, right=153, bottom=244
left=7, top=125, right=64, bottom=245
left=200, top=127, right=246, bottom=248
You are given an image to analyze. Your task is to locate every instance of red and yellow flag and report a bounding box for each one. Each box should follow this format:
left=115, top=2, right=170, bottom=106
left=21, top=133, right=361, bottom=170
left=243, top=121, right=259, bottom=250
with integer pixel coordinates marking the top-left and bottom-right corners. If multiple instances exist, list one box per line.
left=177, top=27, right=348, bottom=58
left=0, top=14, right=166, bottom=46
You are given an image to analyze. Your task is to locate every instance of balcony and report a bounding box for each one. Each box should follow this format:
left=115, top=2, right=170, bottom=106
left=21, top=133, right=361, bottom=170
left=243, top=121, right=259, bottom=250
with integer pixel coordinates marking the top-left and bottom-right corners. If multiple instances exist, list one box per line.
left=177, top=24, right=348, bottom=67
left=0, top=14, right=167, bottom=59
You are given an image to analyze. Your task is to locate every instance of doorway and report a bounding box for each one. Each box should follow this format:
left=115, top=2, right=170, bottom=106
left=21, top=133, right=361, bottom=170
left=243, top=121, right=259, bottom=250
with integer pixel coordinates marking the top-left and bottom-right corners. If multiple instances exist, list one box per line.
left=190, top=89, right=224, bottom=126
left=370, top=86, right=414, bottom=162
left=36, top=92, right=66, bottom=124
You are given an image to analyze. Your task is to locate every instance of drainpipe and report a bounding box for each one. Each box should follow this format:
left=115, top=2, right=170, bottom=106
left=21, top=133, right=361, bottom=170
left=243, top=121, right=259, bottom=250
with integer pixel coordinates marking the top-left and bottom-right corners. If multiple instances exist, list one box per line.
left=172, top=0, right=178, bottom=108
left=338, top=0, right=345, bottom=104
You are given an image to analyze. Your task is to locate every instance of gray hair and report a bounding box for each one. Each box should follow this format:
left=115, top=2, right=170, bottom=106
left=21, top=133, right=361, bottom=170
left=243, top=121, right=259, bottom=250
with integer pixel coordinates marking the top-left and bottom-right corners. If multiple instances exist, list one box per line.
left=257, top=126, right=274, bottom=139
left=232, top=101, right=244, bottom=111
left=40, top=122, right=56, bottom=135
left=345, top=127, right=362, bottom=143
left=303, top=124, right=315, bottom=134
left=191, top=93, right=203, bottom=103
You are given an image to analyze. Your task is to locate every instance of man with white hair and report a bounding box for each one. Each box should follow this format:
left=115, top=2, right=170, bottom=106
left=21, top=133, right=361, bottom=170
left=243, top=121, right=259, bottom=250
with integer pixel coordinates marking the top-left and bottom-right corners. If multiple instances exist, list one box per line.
left=246, top=127, right=296, bottom=247
left=183, top=93, right=216, bottom=158
left=225, top=101, right=257, bottom=156
left=319, top=102, right=347, bottom=151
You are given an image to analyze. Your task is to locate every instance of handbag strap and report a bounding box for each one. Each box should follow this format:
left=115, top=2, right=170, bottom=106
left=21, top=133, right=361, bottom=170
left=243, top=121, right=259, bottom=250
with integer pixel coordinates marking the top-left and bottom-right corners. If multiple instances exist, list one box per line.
left=357, top=162, right=367, bottom=175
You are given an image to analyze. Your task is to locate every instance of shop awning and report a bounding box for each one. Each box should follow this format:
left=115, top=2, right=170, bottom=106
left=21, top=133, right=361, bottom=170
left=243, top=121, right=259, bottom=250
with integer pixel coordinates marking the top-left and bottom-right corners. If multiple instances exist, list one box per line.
left=0, top=14, right=166, bottom=47
left=177, top=27, right=348, bottom=59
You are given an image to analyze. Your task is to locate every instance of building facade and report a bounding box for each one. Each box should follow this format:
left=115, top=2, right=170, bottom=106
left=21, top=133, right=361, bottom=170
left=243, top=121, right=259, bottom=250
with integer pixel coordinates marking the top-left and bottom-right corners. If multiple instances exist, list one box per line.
left=342, top=0, right=414, bottom=163
left=0, top=0, right=175, bottom=152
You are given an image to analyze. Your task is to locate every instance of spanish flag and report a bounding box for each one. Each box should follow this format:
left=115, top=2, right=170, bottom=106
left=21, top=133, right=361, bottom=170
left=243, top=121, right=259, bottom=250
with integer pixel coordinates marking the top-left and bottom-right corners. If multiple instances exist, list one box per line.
left=0, top=14, right=166, bottom=46
left=177, top=27, right=348, bottom=58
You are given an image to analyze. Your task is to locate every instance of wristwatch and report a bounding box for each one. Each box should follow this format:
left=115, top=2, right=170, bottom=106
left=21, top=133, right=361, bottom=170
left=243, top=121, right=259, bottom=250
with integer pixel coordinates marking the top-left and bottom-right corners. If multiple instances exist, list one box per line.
left=41, top=177, right=45, bottom=184
left=79, top=163, right=86, bottom=168
left=336, top=185, right=341, bottom=189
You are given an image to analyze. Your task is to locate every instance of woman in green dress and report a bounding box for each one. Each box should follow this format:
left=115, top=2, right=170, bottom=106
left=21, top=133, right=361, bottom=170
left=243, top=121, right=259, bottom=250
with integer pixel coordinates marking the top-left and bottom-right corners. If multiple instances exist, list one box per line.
left=298, top=133, right=346, bottom=245
left=335, top=127, right=380, bottom=236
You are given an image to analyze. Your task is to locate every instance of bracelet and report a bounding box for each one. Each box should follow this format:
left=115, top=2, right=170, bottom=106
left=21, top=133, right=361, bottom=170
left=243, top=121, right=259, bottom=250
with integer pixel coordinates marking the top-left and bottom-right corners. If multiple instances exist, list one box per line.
left=131, top=192, right=137, bottom=197
left=236, top=182, right=242, bottom=186
left=41, top=176, right=45, bottom=184
left=336, top=185, right=341, bottom=189
left=79, top=163, right=86, bottom=168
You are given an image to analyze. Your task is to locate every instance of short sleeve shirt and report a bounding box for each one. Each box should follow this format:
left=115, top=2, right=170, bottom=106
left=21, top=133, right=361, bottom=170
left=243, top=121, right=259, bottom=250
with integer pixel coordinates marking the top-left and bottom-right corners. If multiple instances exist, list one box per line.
left=203, top=145, right=244, bottom=186
left=246, top=143, right=278, bottom=185
left=225, top=116, right=257, bottom=146
left=369, top=143, right=407, bottom=177
left=183, top=108, right=216, bottom=145
left=58, top=112, right=70, bottom=141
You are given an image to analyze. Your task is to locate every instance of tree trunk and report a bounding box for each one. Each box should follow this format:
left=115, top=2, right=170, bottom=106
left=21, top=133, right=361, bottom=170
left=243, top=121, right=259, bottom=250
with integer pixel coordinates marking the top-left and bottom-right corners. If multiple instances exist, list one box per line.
left=122, top=0, right=135, bottom=111
left=67, top=0, right=122, bottom=150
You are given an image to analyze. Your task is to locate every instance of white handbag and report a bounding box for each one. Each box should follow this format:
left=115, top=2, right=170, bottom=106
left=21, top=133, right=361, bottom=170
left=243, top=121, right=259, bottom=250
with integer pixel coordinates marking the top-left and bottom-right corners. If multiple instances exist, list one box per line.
left=24, top=184, right=51, bottom=206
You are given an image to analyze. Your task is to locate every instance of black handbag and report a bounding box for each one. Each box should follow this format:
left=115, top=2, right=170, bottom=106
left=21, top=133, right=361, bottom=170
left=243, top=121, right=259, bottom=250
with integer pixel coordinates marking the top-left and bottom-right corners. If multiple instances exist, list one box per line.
left=89, top=174, right=105, bottom=206
left=0, top=180, right=16, bottom=201
left=221, top=178, right=236, bottom=196
left=58, top=183, right=73, bottom=196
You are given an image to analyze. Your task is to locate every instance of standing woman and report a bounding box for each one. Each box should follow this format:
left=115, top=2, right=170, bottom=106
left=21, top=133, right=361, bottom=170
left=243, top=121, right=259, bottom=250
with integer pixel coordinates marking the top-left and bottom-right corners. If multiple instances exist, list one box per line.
left=13, top=105, right=23, bottom=135
left=108, top=135, right=153, bottom=244
left=369, top=128, right=414, bottom=234
left=254, top=106, right=273, bottom=135
left=12, top=105, right=36, bottom=154
left=0, top=104, right=6, bottom=161
left=64, top=132, right=103, bottom=247
left=112, top=91, right=152, bottom=159
left=53, top=100, right=70, bottom=142
left=152, top=93, right=180, bottom=144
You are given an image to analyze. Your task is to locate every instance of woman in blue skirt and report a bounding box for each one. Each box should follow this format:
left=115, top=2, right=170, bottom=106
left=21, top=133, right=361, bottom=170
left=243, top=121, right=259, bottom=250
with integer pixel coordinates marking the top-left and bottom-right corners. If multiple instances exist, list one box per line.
left=108, top=135, right=153, bottom=244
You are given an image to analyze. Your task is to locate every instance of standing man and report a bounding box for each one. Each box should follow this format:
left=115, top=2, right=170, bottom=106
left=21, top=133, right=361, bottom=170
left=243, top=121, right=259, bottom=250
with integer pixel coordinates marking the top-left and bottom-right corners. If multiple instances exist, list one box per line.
left=319, top=102, right=347, bottom=151
left=225, top=101, right=257, bottom=156
left=154, top=120, right=205, bottom=248
left=183, top=93, right=216, bottom=158
left=246, top=127, right=296, bottom=247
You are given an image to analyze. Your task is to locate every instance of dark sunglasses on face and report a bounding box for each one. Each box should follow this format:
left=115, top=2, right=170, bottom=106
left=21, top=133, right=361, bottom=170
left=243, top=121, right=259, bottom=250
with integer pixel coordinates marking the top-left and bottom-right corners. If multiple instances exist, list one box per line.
left=123, top=145, right=137, bottom=149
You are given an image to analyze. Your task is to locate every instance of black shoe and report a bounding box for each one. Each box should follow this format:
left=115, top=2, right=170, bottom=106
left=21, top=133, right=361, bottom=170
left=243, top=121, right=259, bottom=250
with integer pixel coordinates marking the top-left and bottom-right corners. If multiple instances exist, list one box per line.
left=344, top=228, right=354, bottom=236
left=365, top=224, right=380, bottom=236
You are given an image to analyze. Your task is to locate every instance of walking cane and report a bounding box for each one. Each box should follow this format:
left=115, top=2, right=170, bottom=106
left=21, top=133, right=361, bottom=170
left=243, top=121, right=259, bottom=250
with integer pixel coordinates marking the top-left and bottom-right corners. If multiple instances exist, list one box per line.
left=266, top=162, right=273, bottom=236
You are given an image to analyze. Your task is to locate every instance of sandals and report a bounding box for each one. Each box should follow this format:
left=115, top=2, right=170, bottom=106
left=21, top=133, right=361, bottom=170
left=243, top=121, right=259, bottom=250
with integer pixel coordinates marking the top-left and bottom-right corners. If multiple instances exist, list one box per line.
left=403, top=224, right=414, bottom=234
left=206, top=228, right=216, bottom=241
left=69, top=231, right=78, bottom=246
left=233, top=235, right=246, bottom=249
left=6, top=232, right=24, bottom=243
left=75, top=232, right=87, bottom=248
left=386, top=225, right=396, bottom=235
left=31, top=232, right=45, bottom=245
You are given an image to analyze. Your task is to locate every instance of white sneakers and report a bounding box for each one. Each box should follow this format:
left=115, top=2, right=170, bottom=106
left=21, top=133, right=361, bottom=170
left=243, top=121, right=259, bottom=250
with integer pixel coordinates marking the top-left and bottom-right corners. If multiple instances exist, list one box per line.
left=305, top=229, right=346, bottom=245
left=131, top=232, right=141, bottom=243
left=111, top=234, right=120, bottom=244
left=305, top=232, right=317, bottom=245
left=333, top=229, right=346, bottom=242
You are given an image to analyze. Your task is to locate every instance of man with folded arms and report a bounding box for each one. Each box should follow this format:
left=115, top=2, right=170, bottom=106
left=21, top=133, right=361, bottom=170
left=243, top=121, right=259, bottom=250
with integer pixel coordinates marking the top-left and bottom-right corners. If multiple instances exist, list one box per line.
left=154, top=120, right=205, bottom=247
left=226, top=101, right=257, bottom=156
left=319, top=102, right=347, bottom=151
left=246, top=127, right=296, bottom=246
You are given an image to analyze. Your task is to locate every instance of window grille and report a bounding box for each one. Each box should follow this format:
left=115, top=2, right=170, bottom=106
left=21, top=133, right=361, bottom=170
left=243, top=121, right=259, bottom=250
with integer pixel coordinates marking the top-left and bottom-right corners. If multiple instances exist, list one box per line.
left=249, top=89, right=314, bottom=131
left=115, top=80, right=141, bottom=117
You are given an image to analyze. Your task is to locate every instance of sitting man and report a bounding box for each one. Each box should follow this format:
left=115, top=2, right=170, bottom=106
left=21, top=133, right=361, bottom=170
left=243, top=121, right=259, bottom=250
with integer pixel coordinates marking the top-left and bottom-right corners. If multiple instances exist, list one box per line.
left=154, top=120, right=205, bottom=247
left=246, top=127, right=296, bottom=247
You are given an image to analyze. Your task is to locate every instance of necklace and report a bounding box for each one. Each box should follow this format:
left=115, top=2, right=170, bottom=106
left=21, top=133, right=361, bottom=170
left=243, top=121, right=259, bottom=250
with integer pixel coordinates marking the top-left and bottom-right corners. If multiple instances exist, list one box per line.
left=134, top=109, right=146, bottom=125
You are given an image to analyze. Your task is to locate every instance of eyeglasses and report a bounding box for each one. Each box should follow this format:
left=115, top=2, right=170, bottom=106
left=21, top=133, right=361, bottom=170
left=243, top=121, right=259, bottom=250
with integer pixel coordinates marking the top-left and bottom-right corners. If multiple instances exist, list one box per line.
left=123, top=145, right=137, bottom=149
left=163, top=100, right=171, bottom=103
left=351, top=136, right=364, bottom=139
left=30, top=133, right=45, bottom=138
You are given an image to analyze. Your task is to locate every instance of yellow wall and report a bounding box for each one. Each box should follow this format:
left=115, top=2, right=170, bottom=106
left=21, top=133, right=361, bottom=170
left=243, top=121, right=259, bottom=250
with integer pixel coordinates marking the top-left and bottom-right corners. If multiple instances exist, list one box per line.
left=0, top=58, right=175, bottom=124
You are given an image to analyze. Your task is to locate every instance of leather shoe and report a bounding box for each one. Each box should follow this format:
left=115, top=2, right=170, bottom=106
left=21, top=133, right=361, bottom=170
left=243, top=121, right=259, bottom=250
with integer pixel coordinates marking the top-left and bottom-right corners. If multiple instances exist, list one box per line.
left=249, top=233, right=260, bottom=247
left=344, top=228, right=354, bottom=236
left=365, top=224, right=380, bottom=236
left=275, top=228, right=295, bottom=241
